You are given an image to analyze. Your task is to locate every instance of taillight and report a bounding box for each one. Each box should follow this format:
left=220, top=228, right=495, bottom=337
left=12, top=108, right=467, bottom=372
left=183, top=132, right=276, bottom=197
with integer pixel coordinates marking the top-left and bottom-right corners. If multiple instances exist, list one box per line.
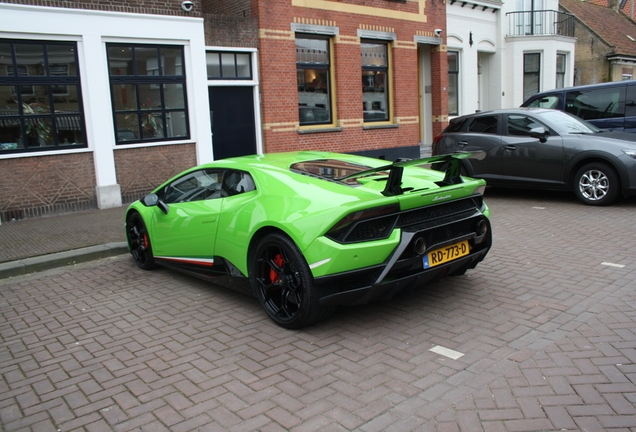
left=326, top=204, right=400, bottom=243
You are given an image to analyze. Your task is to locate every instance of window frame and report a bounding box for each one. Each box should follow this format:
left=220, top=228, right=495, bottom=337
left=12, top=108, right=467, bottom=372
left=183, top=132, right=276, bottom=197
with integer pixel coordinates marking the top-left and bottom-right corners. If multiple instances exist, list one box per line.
left=361, top=39, right=391, bottom=123
left=556, top=53, right=566, bottom=89
left=448, top=50, right=460, bottom=117
left=107, top=43, right=190, bottom=145
left=523, top=52, right=541, bottom=102
left=296, top=34, right=335, bottom=128
left=0, top=38, right=87, bottom=154
left=206, top=51, right=252, bottom=80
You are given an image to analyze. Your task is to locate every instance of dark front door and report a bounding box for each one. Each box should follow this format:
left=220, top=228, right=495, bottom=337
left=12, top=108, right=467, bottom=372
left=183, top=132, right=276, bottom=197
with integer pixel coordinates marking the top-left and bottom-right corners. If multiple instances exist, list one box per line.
left=209, top=86, right=257, bottom=159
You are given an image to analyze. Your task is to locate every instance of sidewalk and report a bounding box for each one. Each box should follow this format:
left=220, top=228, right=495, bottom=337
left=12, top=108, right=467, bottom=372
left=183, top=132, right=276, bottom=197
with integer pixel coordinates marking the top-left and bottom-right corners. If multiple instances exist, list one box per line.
left=0, top=206, right=129, bottom=278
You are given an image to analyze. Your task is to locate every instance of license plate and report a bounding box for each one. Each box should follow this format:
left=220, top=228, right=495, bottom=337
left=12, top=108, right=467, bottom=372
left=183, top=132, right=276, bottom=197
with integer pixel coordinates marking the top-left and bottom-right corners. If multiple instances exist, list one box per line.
left=423, top=240, right=470, bottom=269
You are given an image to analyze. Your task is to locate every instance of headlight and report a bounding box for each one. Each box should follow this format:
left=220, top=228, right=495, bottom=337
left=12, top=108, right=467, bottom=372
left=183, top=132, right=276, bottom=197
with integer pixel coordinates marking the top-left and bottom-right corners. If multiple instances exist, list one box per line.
left=623, top=149, right=636, bottom=159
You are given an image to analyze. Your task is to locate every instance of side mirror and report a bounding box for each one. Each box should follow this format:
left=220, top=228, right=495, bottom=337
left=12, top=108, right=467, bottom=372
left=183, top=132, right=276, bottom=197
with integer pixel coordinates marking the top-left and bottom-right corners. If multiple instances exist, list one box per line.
left=529, top=126, right=548, bottom=143
left=141, top=193, right=169, bottom=214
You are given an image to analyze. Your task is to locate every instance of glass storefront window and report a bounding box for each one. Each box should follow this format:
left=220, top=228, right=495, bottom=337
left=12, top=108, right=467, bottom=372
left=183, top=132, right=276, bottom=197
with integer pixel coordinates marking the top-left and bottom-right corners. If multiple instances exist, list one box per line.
left=0, top=39, right=86, bottom=153
left=107, top=43, right=189, bottom=144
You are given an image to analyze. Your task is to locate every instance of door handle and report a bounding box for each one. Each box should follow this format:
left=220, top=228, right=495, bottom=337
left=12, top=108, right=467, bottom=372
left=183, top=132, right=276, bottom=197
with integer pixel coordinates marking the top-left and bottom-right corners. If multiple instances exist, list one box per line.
left=458, top=141, right=468, bottom=147
left=504, top=145, right=517, bottom=151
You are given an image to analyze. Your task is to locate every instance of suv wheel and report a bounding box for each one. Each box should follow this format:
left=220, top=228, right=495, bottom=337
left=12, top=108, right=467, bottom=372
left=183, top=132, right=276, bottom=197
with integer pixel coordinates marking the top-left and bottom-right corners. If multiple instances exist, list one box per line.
left=573, top=162, right=619, bottom=206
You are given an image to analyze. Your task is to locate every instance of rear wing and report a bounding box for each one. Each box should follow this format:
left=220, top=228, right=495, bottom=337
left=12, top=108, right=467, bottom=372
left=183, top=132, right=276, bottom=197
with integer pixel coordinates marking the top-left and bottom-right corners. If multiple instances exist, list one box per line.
left=335, top=152, right=485, bottom=197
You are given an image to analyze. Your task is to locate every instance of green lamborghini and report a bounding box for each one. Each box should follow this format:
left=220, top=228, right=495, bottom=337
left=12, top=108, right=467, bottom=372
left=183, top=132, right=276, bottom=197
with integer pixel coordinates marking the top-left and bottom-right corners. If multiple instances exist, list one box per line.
left=125, top=151, right=492, bottom=328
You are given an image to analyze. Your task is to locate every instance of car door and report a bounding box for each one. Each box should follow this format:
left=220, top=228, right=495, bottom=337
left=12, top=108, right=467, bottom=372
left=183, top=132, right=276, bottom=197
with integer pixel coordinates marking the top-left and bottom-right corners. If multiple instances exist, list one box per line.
left=150, top=168, right=225, bottom=261
left=502, top=114, right=564, bottom=187
left=454, top=114, right=504, bottom=181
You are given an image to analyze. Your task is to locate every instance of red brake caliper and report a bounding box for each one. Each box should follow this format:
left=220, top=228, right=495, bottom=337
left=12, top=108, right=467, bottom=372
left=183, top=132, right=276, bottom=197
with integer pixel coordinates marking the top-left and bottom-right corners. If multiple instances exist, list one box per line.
left=143, top=233, right=150, bottom=248
left=269, top=253, right=284, bottom=284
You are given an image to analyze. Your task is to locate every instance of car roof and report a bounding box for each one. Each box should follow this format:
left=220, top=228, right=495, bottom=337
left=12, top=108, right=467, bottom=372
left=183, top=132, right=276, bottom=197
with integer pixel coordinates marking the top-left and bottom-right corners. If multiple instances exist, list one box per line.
left=529, top=80, right=629, bottom=96
left=450, top=107, right=556, bottom=121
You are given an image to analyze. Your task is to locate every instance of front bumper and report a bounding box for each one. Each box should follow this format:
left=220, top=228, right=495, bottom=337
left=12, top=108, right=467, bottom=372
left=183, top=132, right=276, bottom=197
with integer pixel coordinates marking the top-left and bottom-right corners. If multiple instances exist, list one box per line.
left=314, top=209, right=491, bottom=306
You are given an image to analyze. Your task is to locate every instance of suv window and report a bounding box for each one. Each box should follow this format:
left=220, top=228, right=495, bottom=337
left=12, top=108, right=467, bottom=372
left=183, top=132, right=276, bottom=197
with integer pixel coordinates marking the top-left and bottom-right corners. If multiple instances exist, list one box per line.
left=526, top=94, right=559, bottom=109
left=507, top=115, right=546, bottom=136
left=565, top=86, right=625, bottom=120
left=445, top=118, right=468, bottom=133
left=467, top=116, right=498, bottom=134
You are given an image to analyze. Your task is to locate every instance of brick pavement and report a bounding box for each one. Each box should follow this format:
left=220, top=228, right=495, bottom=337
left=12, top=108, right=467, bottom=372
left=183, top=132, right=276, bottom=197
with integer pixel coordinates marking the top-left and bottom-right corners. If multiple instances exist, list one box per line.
left=1, top=189, right=636, bottom=431
left=0, top=206, right=127, bottom=264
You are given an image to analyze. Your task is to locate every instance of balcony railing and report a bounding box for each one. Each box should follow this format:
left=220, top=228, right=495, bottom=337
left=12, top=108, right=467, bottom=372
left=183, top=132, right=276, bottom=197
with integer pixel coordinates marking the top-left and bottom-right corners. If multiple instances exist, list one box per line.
left=507, top=10, right=575, bottom=37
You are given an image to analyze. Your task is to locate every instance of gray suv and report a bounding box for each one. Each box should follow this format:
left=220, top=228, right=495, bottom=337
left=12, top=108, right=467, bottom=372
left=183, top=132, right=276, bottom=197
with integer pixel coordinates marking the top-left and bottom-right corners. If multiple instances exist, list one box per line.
left=433, top=108, right=636, bottom=205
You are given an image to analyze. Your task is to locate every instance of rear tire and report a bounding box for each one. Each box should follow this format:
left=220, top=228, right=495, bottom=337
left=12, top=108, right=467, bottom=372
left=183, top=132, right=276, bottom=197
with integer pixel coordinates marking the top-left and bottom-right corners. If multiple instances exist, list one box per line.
left=249, top=232, right=334, bottom=329
left=126, top=212, right=156, bottom=270
left=573, top=162, right=619, bottom=206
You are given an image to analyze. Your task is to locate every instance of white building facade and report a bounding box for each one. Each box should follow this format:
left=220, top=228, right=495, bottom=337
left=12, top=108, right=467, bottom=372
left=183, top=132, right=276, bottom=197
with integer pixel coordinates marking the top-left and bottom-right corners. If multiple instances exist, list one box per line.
left=446, top=0, right=576, bottom=117
left=0, top=4, right=212, bottom=220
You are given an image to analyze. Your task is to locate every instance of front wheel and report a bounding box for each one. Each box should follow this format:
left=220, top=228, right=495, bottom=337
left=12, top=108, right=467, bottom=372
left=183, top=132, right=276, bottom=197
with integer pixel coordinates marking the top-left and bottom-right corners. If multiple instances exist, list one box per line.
left=126, top=212, right=156, bottom=270
left=249, top=233, right=334, bottom=329
left=573, top=163, right=620, bottom=206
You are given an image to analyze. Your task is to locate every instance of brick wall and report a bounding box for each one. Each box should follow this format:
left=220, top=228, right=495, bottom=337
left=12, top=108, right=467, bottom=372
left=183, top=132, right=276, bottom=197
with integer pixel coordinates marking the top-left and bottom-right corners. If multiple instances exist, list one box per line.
left=202, top=0, right=251, bottom=16
left=0, top=0, right=202, bottom=16
left=253, top=0, right=447, bottom=155
left=0, top=152, right=97, bottom=222
left=203, top=13, right=259, bottom=47
left=570, top=19, right=612, bottom=85
left=114, top=143, right=197, bottom=204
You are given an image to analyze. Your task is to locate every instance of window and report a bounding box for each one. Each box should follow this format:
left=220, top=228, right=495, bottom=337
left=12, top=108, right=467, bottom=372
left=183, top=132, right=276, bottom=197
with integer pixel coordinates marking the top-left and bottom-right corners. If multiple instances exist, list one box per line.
left=468, top=116, right=498, bottom=134
left=448, top=51, right=459, bottom=116
left=160, top=169, right=254, bottom=203
left=0, top=39, right=86, bottom=153
left=296, top=36, right=332, bottom=126
left=526, top=94, right=559, bottom=109
left=514, top=0, right=545, bottom=35
left=556, top=54, right=566, bottom=89
left=507, top=114, right=545, bottom=136
left=206, top=52, right=252, bottom=79
left=361, top=41, right=389, bottom=122
left=565, top=87, right=625, bottom=120
left=523, top=53, right=541, bottom=102
left=107, top=44, right=189, bottom=144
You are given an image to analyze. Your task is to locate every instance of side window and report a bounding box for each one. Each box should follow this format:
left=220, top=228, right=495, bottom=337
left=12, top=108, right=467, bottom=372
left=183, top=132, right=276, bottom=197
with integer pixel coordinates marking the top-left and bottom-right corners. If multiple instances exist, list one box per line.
left=507, top=115, right=546, bottom=136
left=163, top=169, right=224, bottom=204
left=444, top=118, right=467, bottom=133
left=625, top=84, right=636, bottom=117
left=223, top=170, right=256, bottom=196
left=467, top=116, right=498, bottom=134
left=526, top=94, right=559, bottom=109
left=565, top=87, right=625, bottom=120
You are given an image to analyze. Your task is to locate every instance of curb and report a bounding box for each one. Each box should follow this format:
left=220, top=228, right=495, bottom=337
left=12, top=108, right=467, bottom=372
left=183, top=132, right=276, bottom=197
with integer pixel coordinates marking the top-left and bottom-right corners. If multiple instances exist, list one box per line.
left=0, top=242, right=129, bottom=279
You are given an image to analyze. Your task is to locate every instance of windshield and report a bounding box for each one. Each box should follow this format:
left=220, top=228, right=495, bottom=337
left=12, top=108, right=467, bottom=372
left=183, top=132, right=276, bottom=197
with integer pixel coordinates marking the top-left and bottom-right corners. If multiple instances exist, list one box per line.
left=534, top=110, right=600, bottom=134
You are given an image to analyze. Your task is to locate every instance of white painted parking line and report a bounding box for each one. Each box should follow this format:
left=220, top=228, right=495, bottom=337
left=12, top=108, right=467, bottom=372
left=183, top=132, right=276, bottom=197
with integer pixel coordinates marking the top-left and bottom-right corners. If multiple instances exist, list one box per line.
left=601, top=262, right=625, bottom=268
left=532, top=206, right=546, bottom=209
left=429, top=345, right=464, bottom=360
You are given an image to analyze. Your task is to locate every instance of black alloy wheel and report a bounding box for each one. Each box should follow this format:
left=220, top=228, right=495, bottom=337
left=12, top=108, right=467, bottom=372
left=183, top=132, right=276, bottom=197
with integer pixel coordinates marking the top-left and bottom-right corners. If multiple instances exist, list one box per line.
left=573, top=162, right=620, bottom=206
left=249, top=232, right=334, bottom=329
left=126, top=212, right=156, bottom=270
